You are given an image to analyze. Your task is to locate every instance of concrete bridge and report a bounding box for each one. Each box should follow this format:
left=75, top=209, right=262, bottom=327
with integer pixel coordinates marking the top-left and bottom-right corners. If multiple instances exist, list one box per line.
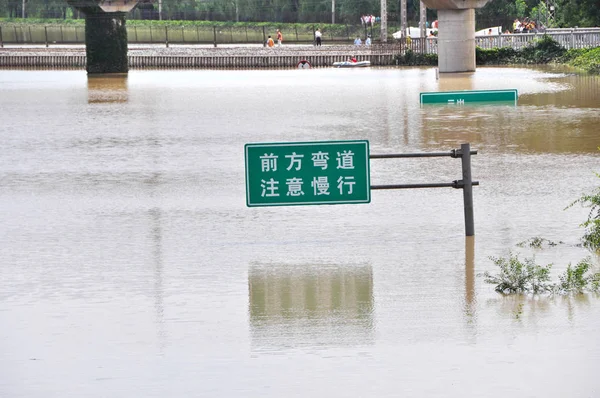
left=69, top=0, right=491, bottom=74
left=54, top=1, right=594, bottom=74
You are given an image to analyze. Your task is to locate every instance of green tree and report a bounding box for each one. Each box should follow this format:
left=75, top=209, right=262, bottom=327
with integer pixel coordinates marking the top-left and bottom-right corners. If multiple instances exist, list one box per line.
left=476, top=0, right=516, bottom=31
left=555, top=0, right=600, bottom=27
left=515, top=0, right=527, bottom=18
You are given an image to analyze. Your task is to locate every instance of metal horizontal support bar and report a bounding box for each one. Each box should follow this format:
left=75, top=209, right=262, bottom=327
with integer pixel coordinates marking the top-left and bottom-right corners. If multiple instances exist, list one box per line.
left=371, top=181, right=479, bottom=190
left=370, top=150, right=477, bottom=159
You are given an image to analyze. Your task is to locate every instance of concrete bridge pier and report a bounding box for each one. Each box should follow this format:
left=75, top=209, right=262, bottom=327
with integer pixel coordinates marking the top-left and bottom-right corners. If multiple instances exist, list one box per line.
left=421, top=0, right=490, bottom=73
left=438, top=9, right=476, bottom=72
left=67, top=1, right=138, bottom=74
left=85, top=11, right=128, bottom=74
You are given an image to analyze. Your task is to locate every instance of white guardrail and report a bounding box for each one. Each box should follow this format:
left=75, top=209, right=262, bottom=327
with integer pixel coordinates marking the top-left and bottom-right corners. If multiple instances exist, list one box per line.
left=475, top=30, right=600, bottom=50
left=412, top=29, right=600, bottom=54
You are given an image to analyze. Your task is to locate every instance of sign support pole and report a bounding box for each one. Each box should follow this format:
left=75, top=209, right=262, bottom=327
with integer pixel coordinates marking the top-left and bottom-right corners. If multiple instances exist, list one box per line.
left=460, top=143, right=474, bottom=236
left=370, top=144, right=478, bottom=237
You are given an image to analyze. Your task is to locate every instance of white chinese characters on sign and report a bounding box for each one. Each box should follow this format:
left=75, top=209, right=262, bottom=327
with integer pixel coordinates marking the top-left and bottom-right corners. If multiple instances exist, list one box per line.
left=261, top=178, right=280, bottom=197
left=337, top=176, right=355, bottom=195
left=285, top=152, right=304, bottom=171
left=311, top=151, right=329, bottom=170
left=286, top=177, right=304, bottom=196
left=336, top=150, right=355, bottom=170
left=311, top=176, right=330, bottom=195
left=260, top=153, right=278, bottom=172
left=257, top=146, right=361, bottom=201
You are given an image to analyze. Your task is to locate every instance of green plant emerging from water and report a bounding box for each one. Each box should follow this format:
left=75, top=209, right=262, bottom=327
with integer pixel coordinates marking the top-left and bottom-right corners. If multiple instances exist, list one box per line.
left=484, top=253, right=553, bottom=294
left=556, top=258, right=599, bottom=294
left=516, top=237, right=559, bottom=248
left=566, top=170, right=600, bottom=251
left=484, top=254, right=600, bottom=295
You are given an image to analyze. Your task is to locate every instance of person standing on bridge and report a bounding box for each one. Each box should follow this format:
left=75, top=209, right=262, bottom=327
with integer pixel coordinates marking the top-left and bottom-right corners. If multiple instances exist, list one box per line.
left=315, top=29, right=322, bottom=46
left=277, top=29, right=283, bottom=47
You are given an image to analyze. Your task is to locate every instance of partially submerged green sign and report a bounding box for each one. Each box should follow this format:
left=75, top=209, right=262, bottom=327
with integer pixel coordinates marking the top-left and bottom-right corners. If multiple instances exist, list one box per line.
left=420, top=89, right=518, bottom=105
left=245, top=140, right=370, bottom=207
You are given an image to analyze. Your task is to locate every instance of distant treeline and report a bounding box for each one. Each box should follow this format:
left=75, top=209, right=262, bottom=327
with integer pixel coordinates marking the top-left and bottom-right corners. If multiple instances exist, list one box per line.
left=0, top=0, right=598, bottom=29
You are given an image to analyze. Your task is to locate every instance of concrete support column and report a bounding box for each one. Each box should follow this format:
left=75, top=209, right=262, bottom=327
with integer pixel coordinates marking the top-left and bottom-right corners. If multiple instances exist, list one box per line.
left=85, top=12, right=128, bottom=74
left=380, top=0, right=387, bottom=42
left=419, top=2, right=427, bottom=40
left=400, top=0, right=407, bottom=38
left=437, top=8, right=475, bottom=73
left=67, top=1, right=137, bottom=74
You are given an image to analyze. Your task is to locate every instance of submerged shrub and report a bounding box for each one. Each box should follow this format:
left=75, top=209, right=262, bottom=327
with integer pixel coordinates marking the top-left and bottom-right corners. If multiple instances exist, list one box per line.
left=483, top=253, right=553, bottom=294
left=484, top=255, right=600, bottom=295
left=556, top=258, right=600, bottom=294
left=516, top=237, right=559, bottom=248
left=566, top=167, right=600, bottom=251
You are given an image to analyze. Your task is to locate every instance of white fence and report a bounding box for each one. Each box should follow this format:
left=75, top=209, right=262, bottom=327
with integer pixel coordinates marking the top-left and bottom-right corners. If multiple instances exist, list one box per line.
left=475, top=30, right=600, bottom=50
left=395, top=29, right=600, bottom=55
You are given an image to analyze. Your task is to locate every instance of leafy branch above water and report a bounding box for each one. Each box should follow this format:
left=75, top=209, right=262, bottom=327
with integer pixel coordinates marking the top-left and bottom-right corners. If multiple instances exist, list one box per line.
left=516, top=237, right=561, bottom=249
left=483, top=253, right=600, bottom=295
left=565, top=167, right=600, bottom=252
left=483, top=253, right=553, bottom=294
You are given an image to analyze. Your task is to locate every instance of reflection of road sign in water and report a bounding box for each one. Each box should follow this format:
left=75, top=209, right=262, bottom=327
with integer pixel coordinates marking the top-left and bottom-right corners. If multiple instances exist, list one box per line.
left=420, top=89, right=518, bottom=105
left=245, top=140, right=370, bottom=207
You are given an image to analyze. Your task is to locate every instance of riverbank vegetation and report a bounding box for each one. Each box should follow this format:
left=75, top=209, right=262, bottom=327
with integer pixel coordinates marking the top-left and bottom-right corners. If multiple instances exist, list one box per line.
left=394, top=49, right=437, bottom=66
left=560, top=47, right=600, bottom=74
left=475, top=35, right=600, bottom=74
left=476, top=35, right=565, bottom=64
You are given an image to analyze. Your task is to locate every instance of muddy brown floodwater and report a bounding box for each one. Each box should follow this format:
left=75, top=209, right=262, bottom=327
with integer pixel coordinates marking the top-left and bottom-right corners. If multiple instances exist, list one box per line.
left=1, top=65, right=599, bottom=397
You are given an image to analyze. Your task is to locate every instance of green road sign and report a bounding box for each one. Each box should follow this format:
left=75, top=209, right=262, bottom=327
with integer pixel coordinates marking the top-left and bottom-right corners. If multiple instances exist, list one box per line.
left=245, top=140, right=370, bottom=207
left=420, top=89, right=518, bottom=105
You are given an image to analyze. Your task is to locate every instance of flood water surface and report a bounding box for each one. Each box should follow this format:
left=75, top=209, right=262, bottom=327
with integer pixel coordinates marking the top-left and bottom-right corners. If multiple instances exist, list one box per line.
left=1, top=66, right=599, bottom=397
